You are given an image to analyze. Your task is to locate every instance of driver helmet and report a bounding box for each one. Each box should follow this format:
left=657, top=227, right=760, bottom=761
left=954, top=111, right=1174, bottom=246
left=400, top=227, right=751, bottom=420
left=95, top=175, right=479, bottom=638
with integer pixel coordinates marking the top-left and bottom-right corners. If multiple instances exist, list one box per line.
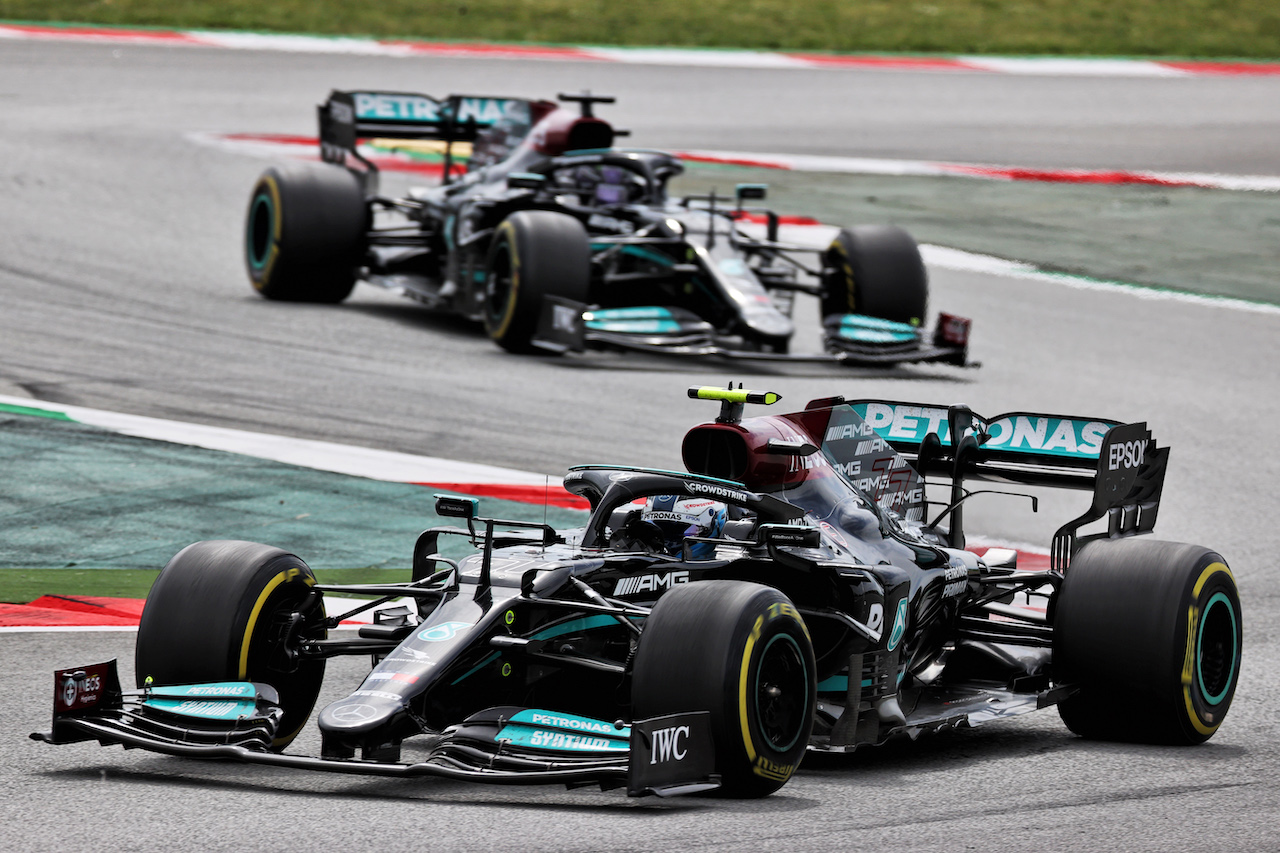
left=594, top=165, right=643, bottom=205
left=641, top=495, right=727, bottom=559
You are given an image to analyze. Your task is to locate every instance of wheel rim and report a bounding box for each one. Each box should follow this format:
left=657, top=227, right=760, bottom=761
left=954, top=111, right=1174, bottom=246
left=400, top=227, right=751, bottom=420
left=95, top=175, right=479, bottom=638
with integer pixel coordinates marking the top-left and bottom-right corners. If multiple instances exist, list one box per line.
left=1197, top=592, right=1238, bottom=706
left=247, top=191, right=275, bottom=270
left=246, top=580, right=327, bottom=747
left=485, top=241, right=515, bottom=330
left=754, top=633, right=809, bottom=753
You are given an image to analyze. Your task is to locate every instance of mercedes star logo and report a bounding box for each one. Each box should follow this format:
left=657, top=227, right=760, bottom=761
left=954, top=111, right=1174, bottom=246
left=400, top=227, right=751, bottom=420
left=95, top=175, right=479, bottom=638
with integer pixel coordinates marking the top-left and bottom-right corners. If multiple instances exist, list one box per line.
left=330, top=703, right=378, bottom=723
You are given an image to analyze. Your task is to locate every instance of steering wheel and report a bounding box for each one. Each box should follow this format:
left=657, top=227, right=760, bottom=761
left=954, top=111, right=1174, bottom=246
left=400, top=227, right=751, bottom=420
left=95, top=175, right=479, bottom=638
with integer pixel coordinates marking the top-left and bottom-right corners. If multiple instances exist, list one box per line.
left=608, top=515, right=668, bottom=554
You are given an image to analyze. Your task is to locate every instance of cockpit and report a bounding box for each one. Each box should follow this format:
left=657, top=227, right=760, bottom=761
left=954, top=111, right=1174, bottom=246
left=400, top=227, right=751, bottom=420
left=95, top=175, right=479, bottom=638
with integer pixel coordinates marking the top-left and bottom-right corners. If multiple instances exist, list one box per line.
left=548, top=163, right=650, bottom=207
left=538, top=151, right=683, bottom=208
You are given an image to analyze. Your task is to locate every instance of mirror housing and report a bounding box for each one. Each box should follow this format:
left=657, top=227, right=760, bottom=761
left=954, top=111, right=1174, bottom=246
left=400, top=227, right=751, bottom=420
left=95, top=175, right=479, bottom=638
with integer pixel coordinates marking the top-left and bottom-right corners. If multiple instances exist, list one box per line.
left=507, top=172, right=546, bottom=190
left=434, top=494, right=478, bottom=519
left=758, top=523, right=821, bottom=549
left=765, top=438, right=818, bottom=457
left=980, top=547, right=1019, bottom=570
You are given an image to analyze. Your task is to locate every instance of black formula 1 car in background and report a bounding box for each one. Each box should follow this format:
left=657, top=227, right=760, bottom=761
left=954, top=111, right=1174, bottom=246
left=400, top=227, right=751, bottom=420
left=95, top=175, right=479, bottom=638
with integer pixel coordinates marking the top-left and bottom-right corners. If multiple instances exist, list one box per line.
left=243, top=91, right=972, bottom=366
left=35, top=386, right=1241, bottom=799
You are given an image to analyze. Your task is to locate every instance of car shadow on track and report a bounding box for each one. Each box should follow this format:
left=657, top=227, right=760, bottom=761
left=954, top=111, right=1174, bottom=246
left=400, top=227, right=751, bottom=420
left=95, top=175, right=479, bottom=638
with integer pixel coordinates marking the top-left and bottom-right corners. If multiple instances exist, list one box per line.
left=37, top=762, right=819, bottom=813
left=277, top=295, right=977, bottom=382
left=797, top=719, right=1248, bottom=779
left=337, top=302, right=487, bottom=340
left=538, top=351, right=977, bottom=382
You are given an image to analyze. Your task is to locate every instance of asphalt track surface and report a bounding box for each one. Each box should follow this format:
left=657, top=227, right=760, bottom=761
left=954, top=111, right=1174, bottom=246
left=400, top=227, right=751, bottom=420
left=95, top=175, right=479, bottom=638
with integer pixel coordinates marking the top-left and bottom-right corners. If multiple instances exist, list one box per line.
left=3, top=39, right=1280, bottom=851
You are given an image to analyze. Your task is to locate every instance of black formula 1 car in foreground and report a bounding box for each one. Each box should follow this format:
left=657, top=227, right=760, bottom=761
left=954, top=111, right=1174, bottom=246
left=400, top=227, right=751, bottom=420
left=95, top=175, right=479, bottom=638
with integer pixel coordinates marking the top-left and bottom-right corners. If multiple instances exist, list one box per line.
left=35, top=387, right=1241, bottom=798
left=243, top=91, right=972, bottom=366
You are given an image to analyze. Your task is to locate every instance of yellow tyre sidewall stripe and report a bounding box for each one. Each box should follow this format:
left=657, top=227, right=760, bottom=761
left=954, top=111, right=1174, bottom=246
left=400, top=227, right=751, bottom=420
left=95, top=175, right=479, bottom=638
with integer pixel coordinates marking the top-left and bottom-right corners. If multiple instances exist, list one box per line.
left=827, top=240, right=856, bottom=314
left=737, top=605, right=808, bottom=782
left=490, top=221, right=520, bottom=339
left=237, top=566, right=313, bottom=678
left=737, top=614, right=763, bottom=766
left=237, top=566, right=315, bottom=748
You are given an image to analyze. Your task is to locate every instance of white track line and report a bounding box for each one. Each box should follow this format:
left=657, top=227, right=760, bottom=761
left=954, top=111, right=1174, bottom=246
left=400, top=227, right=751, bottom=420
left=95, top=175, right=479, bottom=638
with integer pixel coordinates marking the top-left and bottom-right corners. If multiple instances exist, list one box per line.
left=919, top=246, right=1280, bottom=316
left=675, top=147, right=1280, bottom=193
left=0, top=395, right=549, bottom=487
left=4, top=23, right=1280, bottom=77
left=191, top=132, right=1280, bottom=195
left=958, top=57, right=1188, bottom=77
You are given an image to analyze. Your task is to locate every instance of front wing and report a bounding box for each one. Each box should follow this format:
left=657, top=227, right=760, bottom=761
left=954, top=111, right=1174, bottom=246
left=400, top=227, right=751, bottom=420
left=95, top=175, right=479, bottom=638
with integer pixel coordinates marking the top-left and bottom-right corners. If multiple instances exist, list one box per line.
left=31, top=661, right=719, bottom=798
left=534, top=298, right=973, bottom=367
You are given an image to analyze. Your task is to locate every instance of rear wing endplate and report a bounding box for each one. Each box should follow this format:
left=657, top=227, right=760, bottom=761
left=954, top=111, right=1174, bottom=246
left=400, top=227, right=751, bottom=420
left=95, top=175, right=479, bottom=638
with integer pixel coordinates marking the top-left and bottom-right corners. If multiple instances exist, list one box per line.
left=1047, top=420, right=1168, bottom=572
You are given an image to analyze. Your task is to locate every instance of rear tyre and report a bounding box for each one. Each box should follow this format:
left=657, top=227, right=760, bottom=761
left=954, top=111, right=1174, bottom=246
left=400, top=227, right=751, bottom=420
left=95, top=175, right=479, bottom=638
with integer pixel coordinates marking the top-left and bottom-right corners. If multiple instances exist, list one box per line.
left=821, top=225, right=927, bottom=326
left=136, top=540, right=328, bottom=749
left=245, top=164, right=366, bottom=303
left=633, top=581, right=816, bottom=797
left=1053, top=539, right=1242, bottom=745
left=483, top=210, right=591, bottom=353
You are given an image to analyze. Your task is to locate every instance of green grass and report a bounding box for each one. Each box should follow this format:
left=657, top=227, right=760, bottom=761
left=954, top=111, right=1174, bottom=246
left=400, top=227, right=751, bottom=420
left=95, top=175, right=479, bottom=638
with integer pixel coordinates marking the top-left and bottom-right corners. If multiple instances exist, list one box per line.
left=0, top=567, right=409, bottom=604
left=4, top=0, right=1279, bottom=58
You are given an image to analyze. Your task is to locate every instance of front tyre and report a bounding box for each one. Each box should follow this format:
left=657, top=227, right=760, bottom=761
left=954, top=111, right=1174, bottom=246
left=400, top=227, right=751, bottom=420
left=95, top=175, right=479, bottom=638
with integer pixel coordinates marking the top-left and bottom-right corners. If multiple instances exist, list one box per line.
left=245, top=164, right=366, bottom=303
left=136, top=540, right=328, bottom=749
left=821, top=225, right=927, bottom=327
left=1053, top=539, right=1242, bottom=745
left=483, top=210, right=591, bottom=354
left=632, top=581, right=816, bottom=797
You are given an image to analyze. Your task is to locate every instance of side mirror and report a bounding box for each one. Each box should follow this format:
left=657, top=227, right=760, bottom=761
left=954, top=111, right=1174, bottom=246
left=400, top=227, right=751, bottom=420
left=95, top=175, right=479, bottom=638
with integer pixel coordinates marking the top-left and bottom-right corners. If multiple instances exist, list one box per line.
left=981, top=548, right=1018, bottom=570
left=507, top=172, right=546, bottom=190
left=765, top=438, right=818, bottom=457
left=434, top=494, right=478, bottom=519
left=736, top=183, right=767, bottom=202
left=758, top=524, right=821, bottom=549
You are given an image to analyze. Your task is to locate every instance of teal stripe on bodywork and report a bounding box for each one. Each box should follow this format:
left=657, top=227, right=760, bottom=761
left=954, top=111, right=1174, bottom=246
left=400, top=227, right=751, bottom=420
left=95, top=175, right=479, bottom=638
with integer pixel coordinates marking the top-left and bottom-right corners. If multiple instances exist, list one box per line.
left=588, top=306, right=675, bottom=320
left=838, top=315, right=918, bottom=332
left=509, top=708, right=629, bottom=735
left=146, top=683, right=257, bottom=699
left=816, top=676, right=872, bottom=692
left=450, top=651, right=500, bottom=685
left=449, top=617, right=632, bottom=685
left=496, top=709, right=631, bottom=754
left=585, top=320, right=683, bottom=334
left=585, top=305, right=683, bottom=334
left=620, top=244, right=677, bottom=267
left=850, top=403, right=1115, bottom=461
left=834, top=314, right=918, bottom=343
left=586, top=243, right=679, bottom=267
left=495, top=723, right=630, bottom=753
left=531, top=614, right=620, bottom=641
left=587, top=244, right=677, bottom=269
left=143, top=697, right=260, bottom=720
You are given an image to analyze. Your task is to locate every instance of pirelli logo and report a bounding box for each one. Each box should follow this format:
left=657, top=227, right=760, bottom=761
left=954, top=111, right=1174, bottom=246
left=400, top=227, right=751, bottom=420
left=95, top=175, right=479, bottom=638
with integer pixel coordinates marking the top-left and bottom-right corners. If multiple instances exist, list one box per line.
left=753, top=755, right=796, bottom=782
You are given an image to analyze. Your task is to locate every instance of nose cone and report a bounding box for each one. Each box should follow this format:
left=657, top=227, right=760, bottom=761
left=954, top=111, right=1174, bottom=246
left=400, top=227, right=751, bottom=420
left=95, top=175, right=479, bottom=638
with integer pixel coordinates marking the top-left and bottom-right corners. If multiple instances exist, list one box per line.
left=746, top=309, right=793, bottom=338
left=317, top=695, right=401, bottom=736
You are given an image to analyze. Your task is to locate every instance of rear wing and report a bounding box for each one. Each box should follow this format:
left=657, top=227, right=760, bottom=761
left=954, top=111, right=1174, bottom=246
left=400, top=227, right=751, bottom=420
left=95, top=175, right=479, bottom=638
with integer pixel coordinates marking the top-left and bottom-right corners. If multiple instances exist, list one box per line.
left=318, top=90, right=542, bottom=186
left=814, top=399, right=1169, bottom=570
